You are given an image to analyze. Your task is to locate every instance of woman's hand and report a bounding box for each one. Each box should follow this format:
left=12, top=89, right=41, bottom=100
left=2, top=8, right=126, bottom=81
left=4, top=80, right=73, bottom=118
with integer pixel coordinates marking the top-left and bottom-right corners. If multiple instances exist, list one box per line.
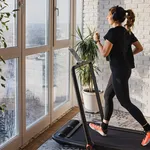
left=93, top=32, right=100, bottom=42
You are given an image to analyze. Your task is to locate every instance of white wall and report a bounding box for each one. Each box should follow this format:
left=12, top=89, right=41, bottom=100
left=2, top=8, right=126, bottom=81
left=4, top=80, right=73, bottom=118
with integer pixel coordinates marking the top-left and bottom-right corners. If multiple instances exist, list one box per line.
left=83, top=0, right=150, bottom=116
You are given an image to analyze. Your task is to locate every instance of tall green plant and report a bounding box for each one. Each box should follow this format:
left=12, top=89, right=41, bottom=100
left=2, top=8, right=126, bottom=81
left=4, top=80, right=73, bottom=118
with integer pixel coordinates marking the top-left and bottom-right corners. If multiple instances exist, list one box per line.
left=75, top=27, right=100, bottom=92
left=0, top=0, right=18, bottom=111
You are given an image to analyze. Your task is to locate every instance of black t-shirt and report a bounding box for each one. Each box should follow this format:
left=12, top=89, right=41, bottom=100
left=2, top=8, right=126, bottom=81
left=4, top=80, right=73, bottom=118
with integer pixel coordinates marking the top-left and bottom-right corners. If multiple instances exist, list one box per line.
left=104, top=26, right=138, bottom=69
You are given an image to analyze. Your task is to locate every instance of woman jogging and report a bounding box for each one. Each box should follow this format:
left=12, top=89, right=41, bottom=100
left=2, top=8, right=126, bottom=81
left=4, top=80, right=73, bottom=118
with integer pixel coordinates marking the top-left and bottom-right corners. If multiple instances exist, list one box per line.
left=89, top=5, right=150, bottom=146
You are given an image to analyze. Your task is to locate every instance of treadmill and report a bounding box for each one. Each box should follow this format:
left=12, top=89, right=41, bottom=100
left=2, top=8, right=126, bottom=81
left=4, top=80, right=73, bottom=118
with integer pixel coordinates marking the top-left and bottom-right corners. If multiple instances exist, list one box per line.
left=52, top=48, right=150, bottom=150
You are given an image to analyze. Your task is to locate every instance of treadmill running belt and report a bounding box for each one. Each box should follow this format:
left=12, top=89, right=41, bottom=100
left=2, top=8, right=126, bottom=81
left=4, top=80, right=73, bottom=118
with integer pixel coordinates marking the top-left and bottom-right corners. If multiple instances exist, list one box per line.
left=52, top=120, right=150, bottom=150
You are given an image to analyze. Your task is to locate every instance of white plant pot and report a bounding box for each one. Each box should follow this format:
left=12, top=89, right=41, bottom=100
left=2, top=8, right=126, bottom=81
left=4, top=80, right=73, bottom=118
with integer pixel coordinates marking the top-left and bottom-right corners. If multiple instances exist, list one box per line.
left=82, top=90, right=104, bottom=113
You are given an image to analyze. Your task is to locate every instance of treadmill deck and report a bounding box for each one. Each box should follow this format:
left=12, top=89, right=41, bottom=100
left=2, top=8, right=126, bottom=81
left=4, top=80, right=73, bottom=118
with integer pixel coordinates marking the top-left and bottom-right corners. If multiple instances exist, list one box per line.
left=52, top=120, right=150, bottom=150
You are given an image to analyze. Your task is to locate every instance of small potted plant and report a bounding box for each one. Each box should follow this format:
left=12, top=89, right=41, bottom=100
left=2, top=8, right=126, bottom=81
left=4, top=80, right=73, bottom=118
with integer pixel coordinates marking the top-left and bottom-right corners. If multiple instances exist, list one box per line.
left=75, top=27, right=103, bottom=113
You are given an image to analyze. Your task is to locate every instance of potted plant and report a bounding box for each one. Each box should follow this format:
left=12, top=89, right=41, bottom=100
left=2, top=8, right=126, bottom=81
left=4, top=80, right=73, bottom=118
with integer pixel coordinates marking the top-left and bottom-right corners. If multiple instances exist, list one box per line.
left=75, top=27, right=103, bottom=113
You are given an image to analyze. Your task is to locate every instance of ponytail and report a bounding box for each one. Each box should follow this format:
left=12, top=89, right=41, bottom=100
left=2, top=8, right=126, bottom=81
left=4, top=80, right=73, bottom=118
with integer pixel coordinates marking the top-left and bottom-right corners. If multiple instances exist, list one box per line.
left=125, top=9, right=135, bottom=32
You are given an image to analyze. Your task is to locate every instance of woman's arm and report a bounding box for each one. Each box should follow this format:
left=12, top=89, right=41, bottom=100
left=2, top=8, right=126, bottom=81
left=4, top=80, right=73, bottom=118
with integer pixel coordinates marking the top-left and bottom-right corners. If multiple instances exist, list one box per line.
left=96, top=40, right=113, bottom=57
left=94, top=33, right=113, bottom=57
left=132, top=41, right=143, bottom=55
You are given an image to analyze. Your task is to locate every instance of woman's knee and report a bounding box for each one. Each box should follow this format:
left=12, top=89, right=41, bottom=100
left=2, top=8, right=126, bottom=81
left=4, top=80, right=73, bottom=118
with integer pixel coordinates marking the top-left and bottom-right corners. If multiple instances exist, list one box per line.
left=104, top=91, right=114, bottom=101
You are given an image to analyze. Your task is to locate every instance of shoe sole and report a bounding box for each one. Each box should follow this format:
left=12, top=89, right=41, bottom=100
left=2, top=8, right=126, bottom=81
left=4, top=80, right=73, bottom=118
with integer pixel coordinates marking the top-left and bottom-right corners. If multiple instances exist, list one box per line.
left=89, top=124, right=107, bottom=136
left=142, top=139, right=150, bottom=146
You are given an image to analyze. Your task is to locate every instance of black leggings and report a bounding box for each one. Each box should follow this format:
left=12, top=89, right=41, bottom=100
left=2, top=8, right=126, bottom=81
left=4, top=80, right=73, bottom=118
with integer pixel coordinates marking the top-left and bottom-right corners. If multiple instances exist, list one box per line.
left=104, top=68, right=147, bottom=126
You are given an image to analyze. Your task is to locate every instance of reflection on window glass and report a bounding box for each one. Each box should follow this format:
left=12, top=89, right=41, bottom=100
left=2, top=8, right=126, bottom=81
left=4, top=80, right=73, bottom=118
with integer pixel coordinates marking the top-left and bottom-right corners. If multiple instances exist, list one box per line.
left=56, top=0, right=70, bottom=40
left=0, top=0, right=17, bottom=48
left=26, top=53, right=48, bottom=128
left=0, top=59, right=18, bottom=146
left=26, top=0, right=49, bottom=48
left=53, top=48, right=70, bottom=108
left=76, top=0, right=83, bottom=36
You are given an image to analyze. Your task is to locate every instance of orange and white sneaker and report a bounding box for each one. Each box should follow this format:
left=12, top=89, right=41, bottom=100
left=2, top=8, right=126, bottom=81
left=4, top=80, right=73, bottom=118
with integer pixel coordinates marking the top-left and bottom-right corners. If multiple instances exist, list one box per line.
left=89, top=123, right=107, bottom=136
left=141, top=131, right=150, bottom=146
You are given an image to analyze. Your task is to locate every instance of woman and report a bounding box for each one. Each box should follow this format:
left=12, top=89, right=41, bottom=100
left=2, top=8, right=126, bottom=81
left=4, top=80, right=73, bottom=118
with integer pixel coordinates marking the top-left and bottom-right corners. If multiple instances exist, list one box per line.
left=89, top=5, right=150, bottom=146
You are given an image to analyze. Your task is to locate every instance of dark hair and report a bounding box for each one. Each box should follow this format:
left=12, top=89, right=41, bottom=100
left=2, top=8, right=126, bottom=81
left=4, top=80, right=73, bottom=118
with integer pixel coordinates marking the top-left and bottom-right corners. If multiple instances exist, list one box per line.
left=109, top=6, right=126, bottom=23
left=125, top=9, right=135, bottom=32
left=109, top=6, right=135, bottom=32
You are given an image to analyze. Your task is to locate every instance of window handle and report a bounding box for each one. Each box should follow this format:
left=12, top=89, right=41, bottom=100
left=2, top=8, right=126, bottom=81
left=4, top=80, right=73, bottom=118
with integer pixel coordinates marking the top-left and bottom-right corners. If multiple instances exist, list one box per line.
left=55, top=7, right=59, bottom=16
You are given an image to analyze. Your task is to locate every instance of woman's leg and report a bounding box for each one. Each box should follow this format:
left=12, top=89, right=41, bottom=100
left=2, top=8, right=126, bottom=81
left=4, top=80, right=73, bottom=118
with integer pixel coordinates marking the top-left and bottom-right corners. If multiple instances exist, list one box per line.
left=112, top=69, right=149, bottom=129
left=112, top=68, right=150, bottom=146
left=89, top=74, right=115, bottom=135
left=104, top=74, right=115, bottom=121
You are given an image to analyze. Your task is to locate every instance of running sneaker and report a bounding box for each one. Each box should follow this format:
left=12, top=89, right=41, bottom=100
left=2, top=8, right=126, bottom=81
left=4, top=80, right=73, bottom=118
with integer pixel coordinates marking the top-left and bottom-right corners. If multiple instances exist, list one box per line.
left=141, top=131, right=150, bottom=146
left=89, top=123, right=107, bottom=136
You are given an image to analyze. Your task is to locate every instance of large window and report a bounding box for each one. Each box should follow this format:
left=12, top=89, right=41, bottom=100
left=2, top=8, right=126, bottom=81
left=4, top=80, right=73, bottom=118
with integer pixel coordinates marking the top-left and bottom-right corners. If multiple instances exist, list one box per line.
left=0, top=0, right=78, bottom=148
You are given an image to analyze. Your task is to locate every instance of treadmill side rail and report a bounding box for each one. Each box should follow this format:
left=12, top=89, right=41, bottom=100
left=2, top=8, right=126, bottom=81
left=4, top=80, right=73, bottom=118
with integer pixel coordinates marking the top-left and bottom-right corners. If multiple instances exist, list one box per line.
left=71, top=65, right=94, bottom=148
left=71, top=61, right=104, bottom=149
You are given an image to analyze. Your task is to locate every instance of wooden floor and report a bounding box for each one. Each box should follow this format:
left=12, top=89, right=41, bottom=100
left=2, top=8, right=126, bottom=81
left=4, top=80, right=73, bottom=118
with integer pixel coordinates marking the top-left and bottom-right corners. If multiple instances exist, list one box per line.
left=22, top=107, right=79, bottom=150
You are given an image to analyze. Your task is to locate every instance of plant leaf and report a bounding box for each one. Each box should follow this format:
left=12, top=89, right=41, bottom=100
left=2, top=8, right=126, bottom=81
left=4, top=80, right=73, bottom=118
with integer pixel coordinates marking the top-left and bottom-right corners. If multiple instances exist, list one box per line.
left=1, top=76, right=6, bottom=81
left=1, top=84, right=5, bottom=88
left=0, top=56, right=6, bottom=64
